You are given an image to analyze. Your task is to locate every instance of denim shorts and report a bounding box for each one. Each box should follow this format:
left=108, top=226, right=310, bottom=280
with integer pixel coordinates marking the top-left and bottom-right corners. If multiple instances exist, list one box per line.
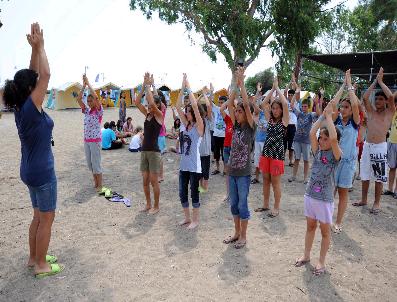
left=27, top=179, right=57, bottom=212
left=293, top=141, right=310, bottom=161
left=158, top=136, right=167, bottom=154
left=223, top=146, right=231, bottom=164
left=335, top=159, right=356, bottom=188
left=229, top=175, right=251, bottom=220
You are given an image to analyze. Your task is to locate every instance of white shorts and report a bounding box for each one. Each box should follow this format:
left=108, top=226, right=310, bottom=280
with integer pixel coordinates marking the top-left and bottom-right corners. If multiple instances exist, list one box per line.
left=254, top=141, right=265, bottom=168
left=360, top=141, right=387, bottom=183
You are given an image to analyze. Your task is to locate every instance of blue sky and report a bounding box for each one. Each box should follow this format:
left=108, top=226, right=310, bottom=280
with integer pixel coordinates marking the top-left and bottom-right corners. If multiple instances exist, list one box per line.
left=0, top=0, right=358, bottom=90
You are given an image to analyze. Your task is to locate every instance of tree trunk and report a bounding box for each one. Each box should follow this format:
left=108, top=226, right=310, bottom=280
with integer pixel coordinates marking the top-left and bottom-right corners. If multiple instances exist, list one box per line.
left=294, top=51, right=302, bottom=81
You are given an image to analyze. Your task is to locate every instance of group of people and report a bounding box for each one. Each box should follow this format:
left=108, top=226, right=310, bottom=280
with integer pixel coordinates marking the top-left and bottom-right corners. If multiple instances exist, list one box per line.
left=3, top=23, right=397, bottom=279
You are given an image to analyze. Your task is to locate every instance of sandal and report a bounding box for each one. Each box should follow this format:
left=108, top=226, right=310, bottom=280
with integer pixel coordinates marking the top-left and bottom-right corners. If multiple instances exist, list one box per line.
left=294, top=258, right=310, bottom=267
left=254, top=207, right=270, bottom=212
left=267, top=211, right=279, bottom=218
left=313, top=266, right=326, bottom=276
left=288, top=176, right=296, bottom=182
left=234, top=240, right=246, bottom=249
left=369, top=208, right=381, bottom=215
left=352, top=201, right=367, bottom=207
left=223, top=236, right=239, bottom=244
left=35, top=263, right=64, bottom=279
left=211, top=170, right=220, bottom=175
left=331, top=224, right=342, bottom=234
left=383, top=190, right=394, bottom=196
left=250, top=178, right=260, bottom=184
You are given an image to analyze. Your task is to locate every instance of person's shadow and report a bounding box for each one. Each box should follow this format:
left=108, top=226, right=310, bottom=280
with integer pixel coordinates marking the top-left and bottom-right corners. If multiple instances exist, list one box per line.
left=163, top=222, right=199, bottom=257
left=260, top=214, right=288, bottom=237
left=120, top=211, right=157, bottom=240
left=331, top=231, right=364, bottom=263
left=217, top=244, right=251, bottom=285
left=302, top=264, right=344, bottom=302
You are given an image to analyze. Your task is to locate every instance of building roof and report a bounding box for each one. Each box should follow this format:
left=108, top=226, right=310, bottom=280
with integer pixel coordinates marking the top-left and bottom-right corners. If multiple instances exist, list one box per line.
left=56, top=82, right=83, bottom=92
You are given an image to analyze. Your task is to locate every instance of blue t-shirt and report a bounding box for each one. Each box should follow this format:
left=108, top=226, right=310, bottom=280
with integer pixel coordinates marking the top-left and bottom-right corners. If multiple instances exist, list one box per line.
left=14, top=98, right=55, bottom=186
left=255, top=111, right=268, bottom=142
left=101, top=129, right=116, bottom=149
left=334, top=115, right=358, bottom=160
left=293, top=107, right=316, bottom=144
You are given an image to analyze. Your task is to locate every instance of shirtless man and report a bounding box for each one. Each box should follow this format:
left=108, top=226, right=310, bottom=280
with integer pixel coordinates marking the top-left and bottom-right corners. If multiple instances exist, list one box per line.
left=353, top=67, right=396, bottom=214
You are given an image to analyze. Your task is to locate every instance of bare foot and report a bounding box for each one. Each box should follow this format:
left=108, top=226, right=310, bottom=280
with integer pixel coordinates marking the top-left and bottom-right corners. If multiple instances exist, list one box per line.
left=27, top=258, right=35, bottom=268
left=140, top=206, right=151, bottom=213
left=187, top=221, right=199, bottom=229
left=34, top=263, right=52, bottom=275
left=149, top=207, right=159, bottom=215
left=179, top=219, right=191, bottom=226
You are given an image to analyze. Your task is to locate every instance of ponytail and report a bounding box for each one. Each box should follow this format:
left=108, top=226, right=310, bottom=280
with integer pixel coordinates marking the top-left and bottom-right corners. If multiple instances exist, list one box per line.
left=3, top=69, right=38, bottom=110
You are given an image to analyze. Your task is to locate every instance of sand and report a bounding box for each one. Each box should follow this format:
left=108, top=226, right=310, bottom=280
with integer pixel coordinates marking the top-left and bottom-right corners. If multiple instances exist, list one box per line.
left=0, top=107, right=396, bottom=302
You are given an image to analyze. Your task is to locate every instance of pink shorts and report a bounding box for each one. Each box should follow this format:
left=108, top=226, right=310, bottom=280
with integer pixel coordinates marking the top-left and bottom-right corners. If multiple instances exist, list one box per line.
left=304, top=195, right=334, bottom=224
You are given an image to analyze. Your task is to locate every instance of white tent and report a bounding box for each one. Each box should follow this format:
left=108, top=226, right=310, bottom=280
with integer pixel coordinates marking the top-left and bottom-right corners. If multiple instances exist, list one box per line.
left=46, top=82, right=83, bottom=110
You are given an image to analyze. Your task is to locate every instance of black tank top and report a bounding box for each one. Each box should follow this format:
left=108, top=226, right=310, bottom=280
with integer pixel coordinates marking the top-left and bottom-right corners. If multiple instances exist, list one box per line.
left=141, top=114, right=162, bottom=152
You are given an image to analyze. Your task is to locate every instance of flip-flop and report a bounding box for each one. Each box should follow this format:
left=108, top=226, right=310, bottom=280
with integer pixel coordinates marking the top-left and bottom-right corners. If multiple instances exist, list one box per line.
left=223, top=236, right=239, bottom=244
left=313, top=266, right=326, bottom=276
left=369, top=208, right=381, bottom=215
left=288, top=163, right=294, bottom=167
left=383, top=190, right=394, bottom=196
left=234, top=241, right=246, bottom=249
left=104, top=188, right=112, bottom=198
left=122, top=198, right=131, bottom=207
left=331, top=224, right=342, bottom=234
left=267, top=211, right=279, bottom=218
left=198, top=186, right=208, bottom=193
left=211, top=170, right=220, bottom=175
left=254, top=207, right=270, bottom=212
left=35, top=263, right=64, bottom=279
left=98, top=187, right=109, bottom=196
left=28, top=255, right=58, bottom=269
left=294, top=258, right=310, bottom=267
left=250, top=178, right=260, bottom=184
left=352, top=202, right=367, bottom=207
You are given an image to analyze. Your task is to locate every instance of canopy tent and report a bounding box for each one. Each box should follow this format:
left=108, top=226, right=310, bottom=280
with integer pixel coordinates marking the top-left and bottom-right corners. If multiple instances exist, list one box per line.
left=303, top=50, right=397, bottom=87
left=94, top=82, right=121, bottom=107
left=45, top=82, right=82, bottom=110
left=120, top=87, right=135, bottom=107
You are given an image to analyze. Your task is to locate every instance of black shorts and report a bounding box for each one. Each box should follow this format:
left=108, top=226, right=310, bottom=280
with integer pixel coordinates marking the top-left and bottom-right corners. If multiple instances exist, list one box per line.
left=210, top=130, right=214, bottom=153
left=200, top=155, right=211, bottom=180
left=213, top=136, right=225, bottom=161
left=284, top=124, right=296, bottom=151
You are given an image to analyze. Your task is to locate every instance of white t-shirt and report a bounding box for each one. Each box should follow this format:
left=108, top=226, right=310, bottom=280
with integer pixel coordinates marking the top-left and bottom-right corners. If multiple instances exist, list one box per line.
left=288, top=102, right=297, bottom=125
left=129, top=134, right=142, bottom=150
left=212, top=105, right=226, bottom=137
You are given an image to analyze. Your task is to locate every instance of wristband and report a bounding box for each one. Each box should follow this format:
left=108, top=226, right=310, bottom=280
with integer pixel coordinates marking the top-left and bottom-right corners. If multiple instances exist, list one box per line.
left=348, top=86, right=355, bottom=91
left=319, top=115, right=325, bottom=122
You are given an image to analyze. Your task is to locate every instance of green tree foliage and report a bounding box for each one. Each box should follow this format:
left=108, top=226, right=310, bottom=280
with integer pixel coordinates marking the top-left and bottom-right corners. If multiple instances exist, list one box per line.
left=244, top=68, right=274, bottom=95
left=349, top=0, right=397, bottom=51
left=130, top=0, right=274, bottom=70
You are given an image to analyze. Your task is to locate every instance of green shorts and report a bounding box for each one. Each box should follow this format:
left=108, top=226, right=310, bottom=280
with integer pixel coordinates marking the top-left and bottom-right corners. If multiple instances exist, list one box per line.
left=140, top=151, right=161, bottom=173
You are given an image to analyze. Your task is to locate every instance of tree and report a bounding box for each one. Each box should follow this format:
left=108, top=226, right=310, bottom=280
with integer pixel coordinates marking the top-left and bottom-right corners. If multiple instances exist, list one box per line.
left=244, top=68, right=274, bottom=95
left=130, top=0, right=274, bottom=71
left=269, top=0, right=331, bottom=80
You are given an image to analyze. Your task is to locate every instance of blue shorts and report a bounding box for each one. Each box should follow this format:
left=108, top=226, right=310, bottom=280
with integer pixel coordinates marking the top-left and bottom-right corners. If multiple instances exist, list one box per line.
left=334, top=159, right=356, bottom=189
left=27, top=179, right=57, bottom=212
left=229, top=175, right=251, bottom=220
left=293, top=141, right=310, bottom=161
left=223, top=146, right=231, bottom=165
left=158, top=136, right=166, bottom=154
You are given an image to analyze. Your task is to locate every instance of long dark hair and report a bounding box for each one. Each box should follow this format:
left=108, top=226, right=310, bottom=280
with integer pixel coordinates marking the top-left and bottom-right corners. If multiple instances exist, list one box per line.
left=270, top=100, right=283, bottom=122
left=185, top=104, right=204, bottom=129
left=3, top=69, right=38, bottom=110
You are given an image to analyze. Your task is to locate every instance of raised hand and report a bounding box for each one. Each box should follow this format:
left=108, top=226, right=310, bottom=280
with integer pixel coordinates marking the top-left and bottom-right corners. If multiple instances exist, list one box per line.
left=143, top=72, right=150, bottom=86
left=150, top=74, right=154, bottom=86
left=184, top=74, right=191, bottom=89
left=346, top=69, right=352, bottom=86
left=235, top=66, right=245, bottom=87
left=319, top=87, right=325, bottom=95
left=272, top=76, right=279, bottom=90
left=377, top=67, right=384, bottom=83
left=323, top=101, right=333, bottom=118
left=83, top=74, right=88, bottom=86
left=210, top=82, right=214, bottom=92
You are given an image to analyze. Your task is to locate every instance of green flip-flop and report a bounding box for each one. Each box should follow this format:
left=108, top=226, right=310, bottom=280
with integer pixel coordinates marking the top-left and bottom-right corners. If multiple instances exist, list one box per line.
left=28, top=254, right=58, bottom=269
left=35, top=263, right=64, bottom=279
left=104, top=188, right=112, bottom=198
left=98, top=187, right=108, bottom=195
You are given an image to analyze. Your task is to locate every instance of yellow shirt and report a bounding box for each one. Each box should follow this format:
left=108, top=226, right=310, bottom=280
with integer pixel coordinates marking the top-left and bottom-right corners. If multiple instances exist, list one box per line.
left=389, top=112, right=397, bottom=143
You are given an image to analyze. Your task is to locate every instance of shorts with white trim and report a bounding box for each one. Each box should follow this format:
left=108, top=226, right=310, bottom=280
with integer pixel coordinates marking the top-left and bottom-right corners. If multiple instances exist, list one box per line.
left=360, top=141, right=387, bottom=183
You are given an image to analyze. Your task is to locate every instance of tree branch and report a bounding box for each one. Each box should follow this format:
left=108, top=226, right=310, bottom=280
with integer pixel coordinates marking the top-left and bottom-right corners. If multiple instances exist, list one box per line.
left=248, top=0, right=260, bottom=17
left=245, top=29, right=273, bottom=67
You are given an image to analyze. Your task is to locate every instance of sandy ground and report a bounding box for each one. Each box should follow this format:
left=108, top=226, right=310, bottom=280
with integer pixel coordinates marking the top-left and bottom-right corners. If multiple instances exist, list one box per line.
left=0, top=107, right=396, bottom=302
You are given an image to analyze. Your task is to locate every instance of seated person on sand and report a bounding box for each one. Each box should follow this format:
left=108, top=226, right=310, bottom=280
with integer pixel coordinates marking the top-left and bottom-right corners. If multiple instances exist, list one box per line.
left=110, top=120, right=128, bottom=144
left=166, top=117, right=181, bottom=139
left=129, top=126, right=144, bottom=152
left=123, top=117, right=134, bottom=136
left=102, top=122, right=123, bottom=150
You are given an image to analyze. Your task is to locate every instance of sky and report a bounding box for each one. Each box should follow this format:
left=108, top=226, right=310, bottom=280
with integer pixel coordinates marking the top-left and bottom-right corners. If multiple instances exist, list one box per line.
left=0, top=0, right=358, bottom=91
